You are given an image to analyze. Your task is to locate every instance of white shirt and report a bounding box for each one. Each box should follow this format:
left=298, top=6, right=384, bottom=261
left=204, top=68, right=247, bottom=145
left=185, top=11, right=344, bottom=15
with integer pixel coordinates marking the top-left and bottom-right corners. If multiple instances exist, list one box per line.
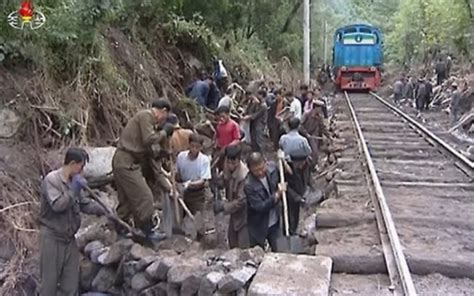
left=290, top=98, right=302, bottom=120
left=218, top=60, right=228, bottom=78
left=217, top=95, right=233, bottom=110
left=176, top=151, right=211, bottom=182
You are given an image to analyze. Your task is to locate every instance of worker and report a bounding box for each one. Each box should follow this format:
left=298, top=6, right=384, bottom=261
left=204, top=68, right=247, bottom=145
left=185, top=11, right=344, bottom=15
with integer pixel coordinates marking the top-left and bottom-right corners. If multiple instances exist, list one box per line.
left=176, top=133, right=212, bottom=215
left=112, top=98, right=171, bottom=241
left=298, top=84, right=309, bottom=107
left=213, top=145, right=250, bottom=248
left=279, top=117, right=312, bottom=161
left=393, top=78, right=404, bottom=104
left=244, top=152, right=285, bottom=251
left=415, top=78, right=427, bottom=112
left=214, top=105, right=241, bottom=171
left=186, top=76, right=214, bottom=109
left=243, top=90, right=267, bottom=152
left=423, top=77, right=433, bottom=110
left=168, top=114, right=194, bottom=155
left=40, top=148, right=105, bottom=296
left=435, top=58, right=447, bottom=86
left=267, top=88, right=285, bottom=150
left=450, top=82, right=461, bottom=126
left=404, top=76, right=415, bottom=101
left=286, top=91, right=302, bottom=120
left=214, top=59, right=229, bottom=94
left=284, top=154, right=310, bottom=235
left=301, top=99, right=331, bottom=169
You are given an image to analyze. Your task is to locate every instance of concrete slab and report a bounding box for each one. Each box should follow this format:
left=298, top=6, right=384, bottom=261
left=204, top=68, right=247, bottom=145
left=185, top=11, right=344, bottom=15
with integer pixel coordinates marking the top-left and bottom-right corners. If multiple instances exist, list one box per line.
left=248, top=253, right=332, bottom=296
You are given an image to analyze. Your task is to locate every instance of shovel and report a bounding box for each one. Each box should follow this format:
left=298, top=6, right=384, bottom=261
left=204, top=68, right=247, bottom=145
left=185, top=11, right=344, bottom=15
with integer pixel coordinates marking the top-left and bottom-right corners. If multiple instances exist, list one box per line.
left=84, top=186, right=146, bottom=242
left=274, top=151, right=305, bottom=254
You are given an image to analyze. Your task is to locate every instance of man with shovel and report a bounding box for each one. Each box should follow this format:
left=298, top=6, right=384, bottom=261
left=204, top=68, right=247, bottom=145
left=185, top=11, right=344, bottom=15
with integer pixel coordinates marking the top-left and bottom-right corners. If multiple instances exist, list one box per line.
left=244, top=152, right=286, bottom=251
left=39, top=148, right=105, bottom=296
left=213, top=144, right=250, bottom=248
left=176, top=133, right=212, bottom=215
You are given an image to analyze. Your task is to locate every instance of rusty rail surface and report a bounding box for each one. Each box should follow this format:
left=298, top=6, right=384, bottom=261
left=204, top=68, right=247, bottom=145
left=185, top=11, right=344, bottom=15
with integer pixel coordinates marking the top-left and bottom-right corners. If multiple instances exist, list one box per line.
left=344, top=92, right=418, bottom=296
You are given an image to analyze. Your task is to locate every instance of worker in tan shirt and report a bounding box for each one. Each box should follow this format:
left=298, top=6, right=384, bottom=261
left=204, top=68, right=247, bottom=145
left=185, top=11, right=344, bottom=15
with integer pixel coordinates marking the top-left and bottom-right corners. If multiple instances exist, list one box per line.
left=112, top=98, right=172, bottom=241
left=168, top=113, right=194, bottom=155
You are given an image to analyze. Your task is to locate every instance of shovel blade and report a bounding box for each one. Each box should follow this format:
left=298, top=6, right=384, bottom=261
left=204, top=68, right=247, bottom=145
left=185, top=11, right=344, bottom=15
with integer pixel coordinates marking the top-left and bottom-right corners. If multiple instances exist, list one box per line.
left=274, top=235, right=305, bottom=254
left=160, top=194, right=174, bottom=237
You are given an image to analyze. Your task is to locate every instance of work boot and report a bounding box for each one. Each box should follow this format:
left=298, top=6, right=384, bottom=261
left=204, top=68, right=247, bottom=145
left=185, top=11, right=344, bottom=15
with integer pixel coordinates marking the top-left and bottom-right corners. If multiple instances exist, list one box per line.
left=142, top=219, right=167, bottom=242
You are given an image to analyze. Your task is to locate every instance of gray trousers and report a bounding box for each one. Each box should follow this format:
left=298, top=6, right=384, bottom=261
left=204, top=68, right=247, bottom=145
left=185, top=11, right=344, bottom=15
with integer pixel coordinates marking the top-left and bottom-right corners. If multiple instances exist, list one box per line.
left=40, top=228, right=79, bottom=296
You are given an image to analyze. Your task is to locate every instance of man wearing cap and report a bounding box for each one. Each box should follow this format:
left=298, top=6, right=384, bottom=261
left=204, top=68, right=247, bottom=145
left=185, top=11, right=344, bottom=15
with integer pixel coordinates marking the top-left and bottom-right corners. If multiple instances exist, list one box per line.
left=112, top=98, right=171, bottom=241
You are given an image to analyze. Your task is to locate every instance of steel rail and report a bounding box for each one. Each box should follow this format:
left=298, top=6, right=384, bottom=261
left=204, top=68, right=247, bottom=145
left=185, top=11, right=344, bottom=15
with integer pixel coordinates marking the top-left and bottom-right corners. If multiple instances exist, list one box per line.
left=344, top=92, right=418, bottom=296
left=370, top=92, right=474, bottom=176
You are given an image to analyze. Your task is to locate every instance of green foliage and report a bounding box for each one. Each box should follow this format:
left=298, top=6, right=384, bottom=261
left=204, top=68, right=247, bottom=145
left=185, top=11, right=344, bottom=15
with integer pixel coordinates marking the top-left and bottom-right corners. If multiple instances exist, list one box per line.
left=387, top=0, right=471, bottom=64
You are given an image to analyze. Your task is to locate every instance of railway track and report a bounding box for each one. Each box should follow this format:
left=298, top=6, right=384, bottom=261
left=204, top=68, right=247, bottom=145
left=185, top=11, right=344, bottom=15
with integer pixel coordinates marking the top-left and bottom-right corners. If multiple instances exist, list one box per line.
left=318, top=93, right=474, bottom=295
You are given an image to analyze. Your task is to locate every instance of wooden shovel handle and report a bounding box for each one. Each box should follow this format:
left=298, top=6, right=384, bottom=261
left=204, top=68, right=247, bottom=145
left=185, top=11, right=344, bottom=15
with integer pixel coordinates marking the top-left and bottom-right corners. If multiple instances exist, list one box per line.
left=277, top=154, right=290, bottom=237
left=84, top=186, right=137, bottom=236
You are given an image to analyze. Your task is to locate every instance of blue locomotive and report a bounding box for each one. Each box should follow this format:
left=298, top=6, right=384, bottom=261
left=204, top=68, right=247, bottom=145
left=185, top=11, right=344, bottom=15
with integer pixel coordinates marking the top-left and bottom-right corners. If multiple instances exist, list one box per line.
left=333, top=23, right=383, bottom=90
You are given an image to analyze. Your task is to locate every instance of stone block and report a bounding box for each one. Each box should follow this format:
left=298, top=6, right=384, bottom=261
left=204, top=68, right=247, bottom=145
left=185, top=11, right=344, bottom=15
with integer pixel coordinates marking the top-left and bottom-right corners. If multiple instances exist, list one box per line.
left=145, top=256, right=176, bottom=281
left=84, top=240, right=104, bottom=257
left=123, top=260, right=139, bottom=287
left=136, top=255, right=158, bottom=271
left=239, top=246, right=265, bottom=265
left=131, top=272, right=153, bottom=292
left=218, top=265, right=256, bottom=293
left=248, top=253, right=332, bottom=296
left=98, top=239, right=134, bottom=266
left=91, top=267, right=116, bottom=292
left=130, top=244, right=155, bottom=261
left=80, top=256, right=100, bottom=291
left=198, top=271, right=225, bottom=296
left=139, top=282, right=168, bottom=296
left=167, top=258, right=208, bottom=295
left=90, top=247, right=108, bottom=264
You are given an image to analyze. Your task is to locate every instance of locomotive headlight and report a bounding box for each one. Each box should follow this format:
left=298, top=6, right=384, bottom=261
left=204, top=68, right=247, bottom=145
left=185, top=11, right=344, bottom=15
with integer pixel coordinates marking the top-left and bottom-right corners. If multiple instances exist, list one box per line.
left=370, top=67, right=376, bottom=71
left=341, top=66, right=347, bottom=71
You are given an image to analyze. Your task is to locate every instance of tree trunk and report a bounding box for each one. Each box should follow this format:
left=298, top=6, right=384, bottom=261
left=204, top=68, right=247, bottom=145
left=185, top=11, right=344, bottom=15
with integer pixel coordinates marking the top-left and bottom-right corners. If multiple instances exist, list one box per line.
left=280, top=0, right=304, bottom=33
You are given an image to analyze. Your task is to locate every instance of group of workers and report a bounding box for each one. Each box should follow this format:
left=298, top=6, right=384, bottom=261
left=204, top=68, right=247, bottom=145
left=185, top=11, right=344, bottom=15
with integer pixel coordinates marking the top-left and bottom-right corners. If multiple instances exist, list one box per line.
left=38, top=57, right=332, bottom=294
left=392, top=55, right=465, bottom=125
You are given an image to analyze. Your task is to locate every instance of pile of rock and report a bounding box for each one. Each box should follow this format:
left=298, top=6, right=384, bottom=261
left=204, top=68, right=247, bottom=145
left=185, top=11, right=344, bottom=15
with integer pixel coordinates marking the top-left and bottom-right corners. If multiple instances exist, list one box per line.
left=77, top=223, right=265, bottom=296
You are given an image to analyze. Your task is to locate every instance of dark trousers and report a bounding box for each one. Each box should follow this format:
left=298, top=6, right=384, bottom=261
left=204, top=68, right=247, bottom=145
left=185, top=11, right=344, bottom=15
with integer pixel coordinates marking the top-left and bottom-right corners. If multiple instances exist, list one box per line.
left=249, top=223, right=281, bottom=251
left=416, top=97, right=425, bottom=111
left=437, top=73, right=446, bottom=86
left=228, top=225, right=250, bottom=249
left=288, top=201, right=301, bottom=235
left=40, top=228, right=79, bottom=296
left=113, top=150, right=155, bottom=230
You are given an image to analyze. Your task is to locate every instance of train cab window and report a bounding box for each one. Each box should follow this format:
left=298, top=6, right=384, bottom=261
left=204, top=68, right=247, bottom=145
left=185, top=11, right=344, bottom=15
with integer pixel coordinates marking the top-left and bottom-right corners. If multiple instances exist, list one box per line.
left=344, top=28, right=357, bottom=34
left=374, top=32, right=380, bottom=44
left=359, top=28, right=371, bottom=33
left=336, top=32, right=342, bottom=42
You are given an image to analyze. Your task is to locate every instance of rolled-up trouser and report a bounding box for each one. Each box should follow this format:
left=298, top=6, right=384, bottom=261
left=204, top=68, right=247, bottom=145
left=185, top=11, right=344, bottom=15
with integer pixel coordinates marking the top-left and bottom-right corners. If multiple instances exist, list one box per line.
left=40, top=227, right=79, bottom=296
left=112, top=149, right=155, bottom=230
